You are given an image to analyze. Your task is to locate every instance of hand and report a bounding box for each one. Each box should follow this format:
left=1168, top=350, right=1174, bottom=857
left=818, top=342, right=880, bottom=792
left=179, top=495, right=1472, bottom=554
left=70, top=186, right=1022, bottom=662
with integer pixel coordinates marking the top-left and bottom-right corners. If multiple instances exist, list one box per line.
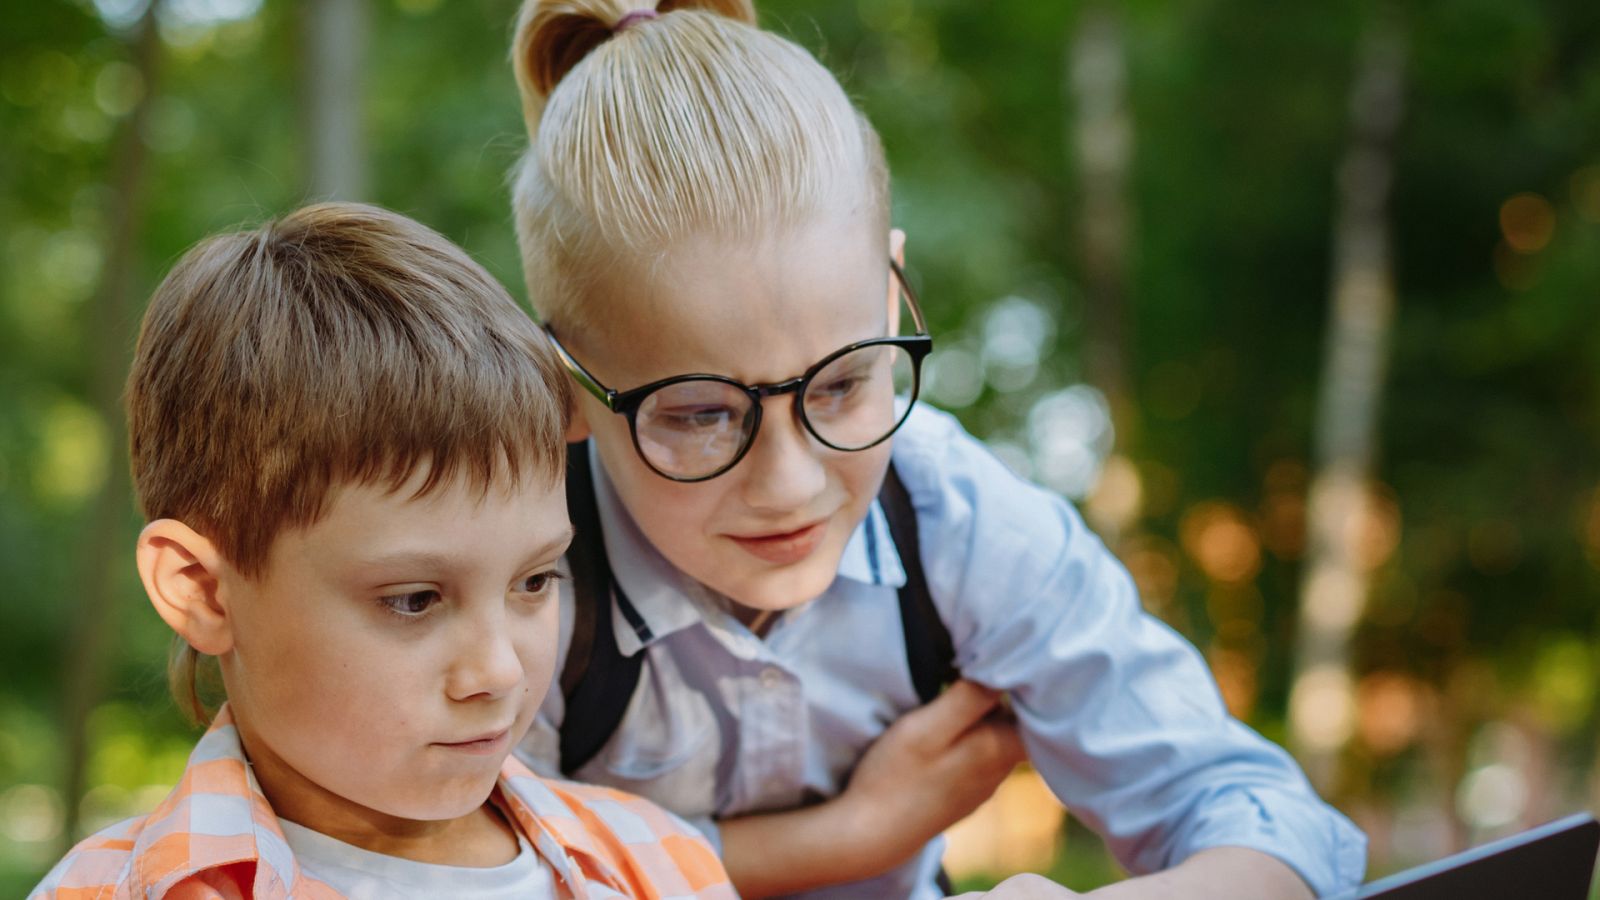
left=837, top=679, right=1027, bottom=870
left=951, top=873, right=1085, bottom=899
left=716, top=680, right=1026, bottom=896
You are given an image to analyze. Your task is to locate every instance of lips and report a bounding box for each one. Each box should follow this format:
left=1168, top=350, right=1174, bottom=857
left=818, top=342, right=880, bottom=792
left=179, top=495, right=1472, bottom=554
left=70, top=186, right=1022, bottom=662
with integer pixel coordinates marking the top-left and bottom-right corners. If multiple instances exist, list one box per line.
left=728, top=520, right=828, bottom=566
left=434, top=728, right=512, bottom=756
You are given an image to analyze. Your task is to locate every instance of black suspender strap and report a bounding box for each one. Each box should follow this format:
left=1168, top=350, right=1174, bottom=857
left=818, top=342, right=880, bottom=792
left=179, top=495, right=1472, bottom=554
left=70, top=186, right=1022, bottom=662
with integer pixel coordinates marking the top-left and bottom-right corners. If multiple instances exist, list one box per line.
left=558, top=442, right=645, bottom=777
left=880, top=464, right=959, bottom=704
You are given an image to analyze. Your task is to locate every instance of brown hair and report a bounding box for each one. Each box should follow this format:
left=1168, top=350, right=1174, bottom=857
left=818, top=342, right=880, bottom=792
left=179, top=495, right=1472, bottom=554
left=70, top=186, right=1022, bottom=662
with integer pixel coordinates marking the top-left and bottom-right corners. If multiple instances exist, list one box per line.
left=509, top=0, right=890, bottom=329
left=126, top=202, right=571, bottom=721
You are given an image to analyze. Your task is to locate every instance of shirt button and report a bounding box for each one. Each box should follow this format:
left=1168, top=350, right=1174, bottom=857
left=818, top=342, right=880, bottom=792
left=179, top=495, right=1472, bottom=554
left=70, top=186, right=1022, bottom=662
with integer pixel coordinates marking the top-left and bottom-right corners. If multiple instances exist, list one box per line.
left=759, top=667, right=785, bottom=690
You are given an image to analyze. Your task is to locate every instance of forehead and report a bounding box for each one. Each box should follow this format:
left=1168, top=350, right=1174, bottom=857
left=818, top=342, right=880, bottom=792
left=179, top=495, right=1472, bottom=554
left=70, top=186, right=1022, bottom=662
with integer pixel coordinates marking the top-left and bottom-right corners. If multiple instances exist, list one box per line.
left=267, top=461, right=570, bottom=576
left=581, top=211, right=889, bottom=387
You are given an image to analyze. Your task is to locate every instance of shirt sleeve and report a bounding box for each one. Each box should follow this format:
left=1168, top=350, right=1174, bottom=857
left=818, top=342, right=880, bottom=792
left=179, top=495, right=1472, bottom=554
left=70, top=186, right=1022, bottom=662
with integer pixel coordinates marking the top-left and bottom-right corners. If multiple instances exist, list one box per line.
left=894, top=405, right=1367, bottom=897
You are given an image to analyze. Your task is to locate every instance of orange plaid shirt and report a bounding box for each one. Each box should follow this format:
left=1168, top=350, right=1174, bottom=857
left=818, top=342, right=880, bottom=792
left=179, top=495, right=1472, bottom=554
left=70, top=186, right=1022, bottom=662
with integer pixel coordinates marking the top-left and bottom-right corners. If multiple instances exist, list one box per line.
left=31, top=706, right=735, bottom=899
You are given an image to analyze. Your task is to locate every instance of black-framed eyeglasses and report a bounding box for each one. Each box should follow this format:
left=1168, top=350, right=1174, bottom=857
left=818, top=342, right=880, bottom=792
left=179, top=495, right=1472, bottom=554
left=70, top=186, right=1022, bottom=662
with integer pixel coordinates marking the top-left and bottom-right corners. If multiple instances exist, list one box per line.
left=544, top=260, right=933, bottom=482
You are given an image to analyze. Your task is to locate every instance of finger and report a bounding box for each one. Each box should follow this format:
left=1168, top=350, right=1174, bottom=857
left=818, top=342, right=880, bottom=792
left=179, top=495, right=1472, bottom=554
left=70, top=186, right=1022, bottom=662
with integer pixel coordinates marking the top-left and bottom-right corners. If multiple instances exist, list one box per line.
left=914, top=679, right=1005, bottom=740
left=950, top=719, right=1027, bottom=773
left=990, top=873, right=1079, bottom=898
left=985, top=720, right=1029, bottom=767
left=885, top=680, right=1004, bottom=752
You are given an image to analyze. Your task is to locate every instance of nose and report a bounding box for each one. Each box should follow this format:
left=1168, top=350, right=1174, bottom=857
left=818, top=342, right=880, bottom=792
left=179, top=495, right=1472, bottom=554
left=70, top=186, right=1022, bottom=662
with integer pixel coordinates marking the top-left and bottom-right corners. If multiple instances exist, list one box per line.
left=445, top=603, right=525, bottom=702
left=737, top=394, right=828, bottom=512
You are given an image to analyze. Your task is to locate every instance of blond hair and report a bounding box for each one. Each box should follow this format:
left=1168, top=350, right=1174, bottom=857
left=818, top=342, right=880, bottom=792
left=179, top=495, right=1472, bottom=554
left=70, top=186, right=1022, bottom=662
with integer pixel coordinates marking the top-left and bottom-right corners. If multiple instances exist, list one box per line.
left=126, top=202, right=572, bottom=722
left=510, top=0, right=890, bottom=326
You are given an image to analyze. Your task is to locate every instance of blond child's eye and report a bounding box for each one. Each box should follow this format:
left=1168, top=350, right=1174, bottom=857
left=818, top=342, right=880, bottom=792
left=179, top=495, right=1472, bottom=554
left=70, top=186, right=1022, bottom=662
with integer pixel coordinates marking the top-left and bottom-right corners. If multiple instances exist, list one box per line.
left=657, top=405, right=737, bottom=432
left=378, top=590, right=440, bottom=617
left=519, top=571, right=565, bottom=595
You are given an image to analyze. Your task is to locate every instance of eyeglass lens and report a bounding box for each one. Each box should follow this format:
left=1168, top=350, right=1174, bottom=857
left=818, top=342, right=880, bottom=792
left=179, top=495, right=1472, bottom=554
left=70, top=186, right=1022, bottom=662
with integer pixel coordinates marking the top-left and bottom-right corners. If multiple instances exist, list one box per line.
left=633, top=343, right=917, bottom=480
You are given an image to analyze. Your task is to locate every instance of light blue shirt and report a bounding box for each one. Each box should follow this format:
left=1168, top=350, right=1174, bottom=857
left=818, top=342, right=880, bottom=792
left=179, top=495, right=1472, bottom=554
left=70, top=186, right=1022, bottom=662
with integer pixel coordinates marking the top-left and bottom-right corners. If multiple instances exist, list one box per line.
left=518, top=404, right=1367, bottom=898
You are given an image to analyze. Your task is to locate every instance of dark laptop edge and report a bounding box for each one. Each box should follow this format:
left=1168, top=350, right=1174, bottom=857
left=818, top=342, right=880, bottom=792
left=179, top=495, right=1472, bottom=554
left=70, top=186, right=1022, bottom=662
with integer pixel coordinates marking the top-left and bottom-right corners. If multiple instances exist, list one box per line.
left=1329, top=812, right=1600, bottom=900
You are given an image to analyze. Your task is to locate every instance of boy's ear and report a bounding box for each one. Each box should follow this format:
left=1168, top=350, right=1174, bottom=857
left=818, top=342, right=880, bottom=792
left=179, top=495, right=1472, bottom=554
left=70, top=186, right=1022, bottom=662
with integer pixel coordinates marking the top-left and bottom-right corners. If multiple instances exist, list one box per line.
left=887, top=228, right=908, bottom=333
left=136, top=520, right=234, bottom=656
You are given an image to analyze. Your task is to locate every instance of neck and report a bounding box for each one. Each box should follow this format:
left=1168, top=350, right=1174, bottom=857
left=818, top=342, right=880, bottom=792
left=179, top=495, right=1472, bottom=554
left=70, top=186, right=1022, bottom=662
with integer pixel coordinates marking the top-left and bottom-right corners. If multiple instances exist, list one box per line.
left=727, top=600, right=780, bottom=636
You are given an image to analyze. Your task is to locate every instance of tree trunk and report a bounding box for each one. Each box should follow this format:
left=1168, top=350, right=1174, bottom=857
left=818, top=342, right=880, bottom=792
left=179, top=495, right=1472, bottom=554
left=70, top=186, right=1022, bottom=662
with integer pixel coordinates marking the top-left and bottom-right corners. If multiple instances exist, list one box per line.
left=300, top=0, right=369, bottom=200
left=57, top=2, right=163, bottom=854
left=1288, top=10, right=1406, bottom=794
left=1068, top=6, right=1139, bottom=540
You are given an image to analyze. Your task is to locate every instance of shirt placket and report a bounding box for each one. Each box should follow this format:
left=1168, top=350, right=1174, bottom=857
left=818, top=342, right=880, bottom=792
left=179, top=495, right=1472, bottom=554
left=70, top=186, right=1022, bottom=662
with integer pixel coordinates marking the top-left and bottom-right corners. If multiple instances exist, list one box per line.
left=714, top=629, right=807, bottom=817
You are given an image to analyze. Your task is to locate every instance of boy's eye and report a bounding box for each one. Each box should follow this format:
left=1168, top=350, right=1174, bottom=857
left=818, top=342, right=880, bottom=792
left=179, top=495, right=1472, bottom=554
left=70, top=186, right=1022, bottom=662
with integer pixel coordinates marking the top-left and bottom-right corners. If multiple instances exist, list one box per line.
left=518, top=570, right=564, bottom=595
left=379, top=590, right=440, bottom=617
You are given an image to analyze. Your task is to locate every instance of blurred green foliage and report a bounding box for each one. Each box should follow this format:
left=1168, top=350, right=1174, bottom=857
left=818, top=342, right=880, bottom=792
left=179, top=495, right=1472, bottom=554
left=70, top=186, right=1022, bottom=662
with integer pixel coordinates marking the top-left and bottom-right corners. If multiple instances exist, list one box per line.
left=2, top=0, right=1599, bottom=894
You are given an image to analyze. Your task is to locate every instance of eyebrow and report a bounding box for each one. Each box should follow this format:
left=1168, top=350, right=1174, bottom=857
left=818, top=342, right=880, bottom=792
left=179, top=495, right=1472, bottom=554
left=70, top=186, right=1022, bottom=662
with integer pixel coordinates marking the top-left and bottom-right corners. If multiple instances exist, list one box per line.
left=356, top=526, right=576, bottom=579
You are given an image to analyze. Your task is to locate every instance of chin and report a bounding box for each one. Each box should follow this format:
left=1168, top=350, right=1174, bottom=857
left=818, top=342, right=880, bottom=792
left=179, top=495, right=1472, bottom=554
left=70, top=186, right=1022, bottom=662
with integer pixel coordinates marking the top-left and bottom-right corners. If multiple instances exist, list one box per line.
left=733, top=527, right=852, bottom=610
left=724, top=558, right=839, bottom=611
left=383, top=775, right=502, bottom=822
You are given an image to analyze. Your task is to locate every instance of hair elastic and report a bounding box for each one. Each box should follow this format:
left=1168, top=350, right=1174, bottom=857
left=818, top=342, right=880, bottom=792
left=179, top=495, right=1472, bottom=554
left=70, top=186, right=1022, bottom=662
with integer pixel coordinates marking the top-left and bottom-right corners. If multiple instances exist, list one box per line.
left=613, top=9, right=659, bottom=32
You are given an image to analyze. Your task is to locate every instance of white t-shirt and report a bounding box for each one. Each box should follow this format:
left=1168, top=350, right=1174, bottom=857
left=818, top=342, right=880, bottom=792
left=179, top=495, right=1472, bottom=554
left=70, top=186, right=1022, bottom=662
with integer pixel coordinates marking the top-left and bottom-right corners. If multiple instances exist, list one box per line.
left=278, top=818, right=556, bottom=900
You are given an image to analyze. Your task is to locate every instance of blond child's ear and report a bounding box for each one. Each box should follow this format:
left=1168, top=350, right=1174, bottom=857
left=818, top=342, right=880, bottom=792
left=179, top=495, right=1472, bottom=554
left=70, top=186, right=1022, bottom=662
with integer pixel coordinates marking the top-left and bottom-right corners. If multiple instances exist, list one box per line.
left=136, top=520, right=234, bottom=656
left=887, top=228, right=908, bottom=334
left=565, top=397, right=592, bottom=443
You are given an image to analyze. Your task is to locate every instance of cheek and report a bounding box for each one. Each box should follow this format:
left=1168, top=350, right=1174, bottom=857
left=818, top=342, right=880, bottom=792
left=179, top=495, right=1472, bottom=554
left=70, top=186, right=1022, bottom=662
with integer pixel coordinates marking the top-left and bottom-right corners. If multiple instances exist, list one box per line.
left=597, top=431, right=725, bottom=535
left=519, top=599, right=561, bottom=696
left=230, top=589, right=424, bottom=730
left=258, top=626, right=418, bottom=735
left=626, top=485, right=726, bottom=577
left=833, top=443, right=892, bottom=511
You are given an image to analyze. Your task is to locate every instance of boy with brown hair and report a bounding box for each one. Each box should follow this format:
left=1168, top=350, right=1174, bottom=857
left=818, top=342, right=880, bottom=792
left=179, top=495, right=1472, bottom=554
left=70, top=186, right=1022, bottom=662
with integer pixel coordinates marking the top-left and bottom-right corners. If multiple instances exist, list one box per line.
left=31, top=202, right=735, bottom=899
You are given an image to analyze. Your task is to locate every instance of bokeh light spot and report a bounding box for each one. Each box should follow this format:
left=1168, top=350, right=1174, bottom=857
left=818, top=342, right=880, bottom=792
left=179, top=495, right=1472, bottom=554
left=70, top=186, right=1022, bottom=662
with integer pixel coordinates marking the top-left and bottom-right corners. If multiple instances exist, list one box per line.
left=33, top=397, right=109, bottom=509
left=94, top=60, right=145, bottom=117
left=1180, top=502, right=1261, bottom=584
left=1290, top=665, right=1356, bottom=751
left=1457, top=762, right=1526, bottom=831
left=1357, top=671, right=1423, bottom=756
left=1027, top=385, right=1113, bottom=499
left=0, top=784, right=64, bottom=845
left=1498, top=192, right=1555, bottom=254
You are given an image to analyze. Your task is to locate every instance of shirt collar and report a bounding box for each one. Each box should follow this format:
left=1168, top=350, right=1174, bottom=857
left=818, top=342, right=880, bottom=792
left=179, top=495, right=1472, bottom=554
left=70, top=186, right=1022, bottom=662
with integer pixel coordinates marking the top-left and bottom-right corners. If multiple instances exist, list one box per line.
left=588, top=443, right=907, bottom=656
left=836, top=498, right=908, bottom=589
left=127, top=705, right=304, bottom=899
left=495, top=758, right=613, bottom=899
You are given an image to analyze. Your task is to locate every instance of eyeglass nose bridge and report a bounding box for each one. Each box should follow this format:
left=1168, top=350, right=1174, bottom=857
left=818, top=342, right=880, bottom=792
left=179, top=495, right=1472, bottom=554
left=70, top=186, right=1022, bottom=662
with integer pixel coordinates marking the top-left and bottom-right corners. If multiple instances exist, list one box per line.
left=749, top=375, right=808, bottom=401
left=741, top=374, right=811, bottom=444
left=732, top=369, right=858, bottom=471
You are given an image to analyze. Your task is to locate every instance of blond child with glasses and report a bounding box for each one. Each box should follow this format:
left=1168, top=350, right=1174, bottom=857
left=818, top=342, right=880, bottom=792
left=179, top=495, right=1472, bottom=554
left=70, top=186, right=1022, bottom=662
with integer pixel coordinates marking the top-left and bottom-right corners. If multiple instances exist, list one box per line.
left=509, top=2, right=1367, bottom=898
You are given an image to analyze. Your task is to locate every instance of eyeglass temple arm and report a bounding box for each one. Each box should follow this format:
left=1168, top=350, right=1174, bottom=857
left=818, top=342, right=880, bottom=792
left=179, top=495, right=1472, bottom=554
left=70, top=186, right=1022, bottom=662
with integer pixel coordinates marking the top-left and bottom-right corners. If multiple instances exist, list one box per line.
left=890, top=259, right=930, bottom=335
left=543, top=326, right=617, bottom=410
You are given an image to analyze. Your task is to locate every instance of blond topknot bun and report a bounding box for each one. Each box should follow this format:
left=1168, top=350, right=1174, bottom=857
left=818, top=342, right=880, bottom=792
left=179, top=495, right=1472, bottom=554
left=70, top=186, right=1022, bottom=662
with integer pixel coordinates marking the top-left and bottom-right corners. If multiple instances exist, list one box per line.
left=512, top=0, right=757, bottom=128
